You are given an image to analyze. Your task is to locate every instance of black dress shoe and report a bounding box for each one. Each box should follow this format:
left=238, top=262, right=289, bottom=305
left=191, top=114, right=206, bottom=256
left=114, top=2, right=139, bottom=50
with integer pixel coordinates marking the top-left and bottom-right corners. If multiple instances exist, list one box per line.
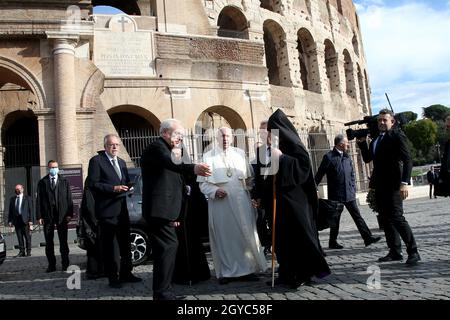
left=329, top=242, right=344, bottom=249
left=46, top=266, right=56, bottom=273
left=62, top=265, right=69, bottom=272
left=109, top=278, right=122, bottom=289
left=406, top=253, right=421, bottom=265
left=365, top=236, right=382, bottom=247
left=120, top=274, right=142, bottom=283
left=378, top=253, right=403, bottom=262
left=26, top=252, right=31, bottom=257
left=14, top=252, right=25, bottom=258
left=153, top=292, right=186, bottom=300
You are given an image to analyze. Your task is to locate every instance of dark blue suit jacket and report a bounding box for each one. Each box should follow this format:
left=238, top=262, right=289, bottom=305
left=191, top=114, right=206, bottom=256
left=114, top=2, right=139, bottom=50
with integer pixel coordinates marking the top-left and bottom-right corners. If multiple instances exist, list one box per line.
left=87, top=151, right=130, bottom=219
left=315, top=148, right=356, bottom=202
left=8, top=194, right=34, bottom=226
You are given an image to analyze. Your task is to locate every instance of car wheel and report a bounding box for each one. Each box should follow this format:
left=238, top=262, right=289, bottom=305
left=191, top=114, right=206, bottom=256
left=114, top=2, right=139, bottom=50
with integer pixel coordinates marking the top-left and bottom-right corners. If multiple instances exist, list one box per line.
left=130, top=228, right=150, bottom=266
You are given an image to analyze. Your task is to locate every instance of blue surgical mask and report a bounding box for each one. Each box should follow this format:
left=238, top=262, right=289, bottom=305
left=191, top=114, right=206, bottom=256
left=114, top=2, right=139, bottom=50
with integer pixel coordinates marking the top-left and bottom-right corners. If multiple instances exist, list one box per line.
left=49, top=168, right=59, bottom=177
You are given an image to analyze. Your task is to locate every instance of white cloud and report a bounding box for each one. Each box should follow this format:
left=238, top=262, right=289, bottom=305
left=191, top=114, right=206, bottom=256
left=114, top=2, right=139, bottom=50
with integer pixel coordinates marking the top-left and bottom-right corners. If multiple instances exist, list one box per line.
left=356, top=1, right=450, bottom=115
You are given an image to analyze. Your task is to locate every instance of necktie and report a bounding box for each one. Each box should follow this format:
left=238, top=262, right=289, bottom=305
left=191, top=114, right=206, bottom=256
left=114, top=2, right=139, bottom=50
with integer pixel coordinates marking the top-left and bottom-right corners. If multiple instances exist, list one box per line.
left=374, top=134, right=384, bottom=154
left=15, top=196, right=21, bottom=214
left=111, top=159, right=122, bottom=180
left=51, top=177, right=56, bottom=190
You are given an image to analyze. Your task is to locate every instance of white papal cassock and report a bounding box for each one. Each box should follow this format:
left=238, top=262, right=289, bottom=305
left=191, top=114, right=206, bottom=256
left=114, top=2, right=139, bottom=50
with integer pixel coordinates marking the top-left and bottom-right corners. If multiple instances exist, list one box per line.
left=198, top=146, right=267, bottom=278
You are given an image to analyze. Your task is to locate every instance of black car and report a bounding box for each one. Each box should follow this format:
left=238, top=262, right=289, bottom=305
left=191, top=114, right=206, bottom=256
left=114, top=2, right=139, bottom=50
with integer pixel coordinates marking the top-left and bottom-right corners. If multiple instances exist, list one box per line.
left=0, top=231, right=6, bottom=265
left=127, top=168, right=209, bottom=265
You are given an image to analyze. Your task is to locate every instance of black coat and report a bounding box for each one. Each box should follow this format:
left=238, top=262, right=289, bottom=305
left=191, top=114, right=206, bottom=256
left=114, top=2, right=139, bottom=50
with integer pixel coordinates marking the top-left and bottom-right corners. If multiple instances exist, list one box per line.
left=87, top=151, right=130, bottom=219
left=268, top=109, right=330, bottom=281
left=358, top=129, right=412, bottom=190
left=315, top=148, right=356, bottom=202
left=36, top=174, right=73, bottom=224
left=8, top=194, right=34, bottom=226
left=426, top=171, right=437, bottom=184
left=78, top=184, right=98, bottom=246
left=439, top=140, right=450, bottom=194
left=140, top=137, right=195, bottom=221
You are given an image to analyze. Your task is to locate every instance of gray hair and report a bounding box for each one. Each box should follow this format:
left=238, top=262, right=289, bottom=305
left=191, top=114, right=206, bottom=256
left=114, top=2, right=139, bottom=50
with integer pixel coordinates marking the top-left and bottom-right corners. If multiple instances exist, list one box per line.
left=379, top=108, right=395, bottom=117
left=159, top=119, right=181, bottom=136
left=446, top=115, right=450, bottom=121
left=334, top=134, right=345, bottom=146
left=103, top=134, right=120, bottom=147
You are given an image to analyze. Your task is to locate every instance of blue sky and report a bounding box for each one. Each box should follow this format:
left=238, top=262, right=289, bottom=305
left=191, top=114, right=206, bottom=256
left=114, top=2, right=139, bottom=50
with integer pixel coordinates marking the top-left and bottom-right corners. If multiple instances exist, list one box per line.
left=354, top=0, right=450, bottom=117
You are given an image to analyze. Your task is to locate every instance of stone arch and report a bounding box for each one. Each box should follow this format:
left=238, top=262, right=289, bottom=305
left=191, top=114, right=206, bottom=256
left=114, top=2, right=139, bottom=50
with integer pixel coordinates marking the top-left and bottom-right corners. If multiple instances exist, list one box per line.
left=352, top=33, right=359, bottom=56
left=263, top=20, right=291, bottom=87
left=194, top=105, right=250, bottom=159
left=217, top=6, right=249, bottom=39
left=357, top=63, right=367, bottom=112
left=107, top=105, right=161, bottom=130
left=92, top=0, right=141, bottom=15
left=1, top=110, right=39, bottom=168
left=260, top=0, right=284, bottom=15
left=343, top=49, right=356, bottom=99
left=324, top=39, right=340, bottom=93
left=0, top=55, right=47, bottom=110
left=195, top=105, right=247, bottom=131
left=81, top=69, right=105, bottom=109
left=297, top=28, right=320, bottom=93
left=107, top=105, right=161, bottom=166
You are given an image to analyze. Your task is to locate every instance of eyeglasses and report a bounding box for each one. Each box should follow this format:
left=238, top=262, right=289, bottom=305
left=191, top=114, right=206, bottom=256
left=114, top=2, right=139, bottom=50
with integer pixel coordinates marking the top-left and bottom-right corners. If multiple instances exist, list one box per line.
left=107, top=143, right=120, bottom=147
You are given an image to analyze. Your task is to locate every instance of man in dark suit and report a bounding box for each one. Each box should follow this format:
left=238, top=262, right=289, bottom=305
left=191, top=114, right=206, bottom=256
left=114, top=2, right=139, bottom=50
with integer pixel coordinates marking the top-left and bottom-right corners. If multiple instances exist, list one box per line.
left=37, top=160, right=73, bottom=272
left=438, top=116, right=450, bottom=196
left=426, top=166, right=438, bottom=199
left=141, top=119, right=211, bottom=300
left=315, top=134, right=381, bottom=249
left=357, top=109, right=420, bottom=265
left=8, top=184, right=34, bottom=257
left=87, top=134, right=141, bottom=288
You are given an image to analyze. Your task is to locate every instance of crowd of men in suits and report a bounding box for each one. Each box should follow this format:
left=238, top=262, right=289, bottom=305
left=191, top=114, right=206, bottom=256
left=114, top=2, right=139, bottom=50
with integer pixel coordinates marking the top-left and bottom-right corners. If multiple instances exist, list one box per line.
left=5, top=111, right=450, bottom=300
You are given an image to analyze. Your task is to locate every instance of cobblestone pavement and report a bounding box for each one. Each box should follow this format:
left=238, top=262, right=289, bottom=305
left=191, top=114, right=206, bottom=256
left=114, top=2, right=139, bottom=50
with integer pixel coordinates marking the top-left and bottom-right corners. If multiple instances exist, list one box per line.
left=1, top=197, right=449, bottom=300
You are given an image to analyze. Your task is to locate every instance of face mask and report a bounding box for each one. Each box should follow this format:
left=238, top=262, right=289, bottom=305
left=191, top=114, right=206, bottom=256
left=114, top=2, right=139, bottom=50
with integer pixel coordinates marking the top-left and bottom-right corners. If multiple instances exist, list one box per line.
left=49, top=168, right=59, bottom=177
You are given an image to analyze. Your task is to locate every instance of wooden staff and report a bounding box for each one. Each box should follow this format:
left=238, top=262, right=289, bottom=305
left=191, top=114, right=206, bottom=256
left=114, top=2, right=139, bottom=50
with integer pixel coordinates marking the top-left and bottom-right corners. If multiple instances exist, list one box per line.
left=271, top=175, right=277, bottom=288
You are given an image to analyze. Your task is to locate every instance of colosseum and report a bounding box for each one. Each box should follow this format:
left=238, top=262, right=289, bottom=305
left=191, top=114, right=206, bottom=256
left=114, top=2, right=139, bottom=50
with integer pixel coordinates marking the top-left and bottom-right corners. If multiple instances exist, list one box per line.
left=0, top=0, right=371, bottom=221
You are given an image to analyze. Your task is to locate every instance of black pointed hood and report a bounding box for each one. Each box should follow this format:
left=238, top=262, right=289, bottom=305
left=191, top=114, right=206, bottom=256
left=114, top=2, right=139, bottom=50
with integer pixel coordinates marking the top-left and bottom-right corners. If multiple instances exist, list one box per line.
left=267, top=109, right=308, bottom=155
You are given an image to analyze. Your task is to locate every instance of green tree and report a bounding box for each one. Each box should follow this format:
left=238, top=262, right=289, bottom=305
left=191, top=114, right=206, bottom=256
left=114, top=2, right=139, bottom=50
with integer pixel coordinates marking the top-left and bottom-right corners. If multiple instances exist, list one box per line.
left=423, top=104, right=450, bottom=122
left=403, top=119, right=438, bottom=165
left=401, top=111, right=418, bottom=123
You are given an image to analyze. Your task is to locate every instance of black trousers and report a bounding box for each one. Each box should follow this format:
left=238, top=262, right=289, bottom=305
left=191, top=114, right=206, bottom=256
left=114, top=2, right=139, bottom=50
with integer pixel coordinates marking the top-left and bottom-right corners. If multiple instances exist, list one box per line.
left=329, top=200, right=373, bottom=243
left=43, top=219, right=69, bottom=267
left=375, top=189, right=418, bottom=256
left=148, top=217, right=178, bottom=296
left=98, top=210, right=132, bottom=281
left=429, top=184, right=436, bottom=198
left=14, top=220, right=31, bottom=254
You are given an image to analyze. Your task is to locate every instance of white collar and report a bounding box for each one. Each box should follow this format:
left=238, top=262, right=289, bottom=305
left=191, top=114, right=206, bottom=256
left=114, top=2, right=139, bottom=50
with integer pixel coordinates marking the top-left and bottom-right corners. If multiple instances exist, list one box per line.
left=105, top=152, right=117, bottom=162
left=335, top=148, right=344, bottom=155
